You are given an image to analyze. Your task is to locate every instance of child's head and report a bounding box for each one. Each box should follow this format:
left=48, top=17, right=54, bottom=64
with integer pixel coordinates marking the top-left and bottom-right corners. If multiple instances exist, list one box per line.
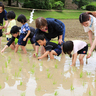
left=35, top=33, right=46, bottom=46
left=35, top=17, right=47, bottom=30
left=79, top=13, right=91, bottom=27
left=10, top=26, right=20, bottom=37
left=17, top=14, right=27, bottom=24
left=0, top=2, right=4, bottom=13
left=7, top=11, right=16, bottom=20
left=63, top=41, right=73, bottom=57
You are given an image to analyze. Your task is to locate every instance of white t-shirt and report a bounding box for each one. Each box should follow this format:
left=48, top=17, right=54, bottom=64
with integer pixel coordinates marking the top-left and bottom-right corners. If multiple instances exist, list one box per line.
left=72, top=40, right=87, bottom=54
left=83, top=15, right=96, bottom=36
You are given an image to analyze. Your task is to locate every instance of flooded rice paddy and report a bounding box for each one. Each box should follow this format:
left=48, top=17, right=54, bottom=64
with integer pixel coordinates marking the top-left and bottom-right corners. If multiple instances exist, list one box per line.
left=0, top=41, right=96, bottom=96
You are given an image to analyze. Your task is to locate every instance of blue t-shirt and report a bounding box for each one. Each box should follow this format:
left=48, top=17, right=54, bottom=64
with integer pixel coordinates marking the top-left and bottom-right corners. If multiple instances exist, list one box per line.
left=20, top=23, right=30, bottom=34
left=0, top=9, right=8, bottom=25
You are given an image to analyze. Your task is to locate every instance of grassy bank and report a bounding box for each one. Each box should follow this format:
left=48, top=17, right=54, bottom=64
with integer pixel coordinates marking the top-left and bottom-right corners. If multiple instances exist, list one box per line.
left=5, top=7, right=86, bottom=20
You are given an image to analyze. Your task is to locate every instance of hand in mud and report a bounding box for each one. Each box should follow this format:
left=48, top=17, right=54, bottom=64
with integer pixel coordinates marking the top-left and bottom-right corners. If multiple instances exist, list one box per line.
left=86, top=51, right=92, bottom=58
left=38, top=56, right=42, bottom=60
left=1, top=49, right=4, bottom=53
left=33, top=53, right=38, bottom=57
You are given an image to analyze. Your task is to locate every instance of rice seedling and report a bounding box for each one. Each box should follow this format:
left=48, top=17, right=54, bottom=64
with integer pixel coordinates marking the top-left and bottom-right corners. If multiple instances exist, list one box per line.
left=8, top=57, right=11, bottom=63
left=37, top=86, right=41, bottom=91
left=5, top=62, right=7, bottom=68
left=21, top=92, right=25, bottom=96
left=83, top=82, right=85, bottom=86
left=53, top=80, right=57, bottom=85
left=47, top=73, right=53, bottom=79
left=54, top=91, right=58, bottom=96
left=80, top=71, right=83, bottom=78
left=32, top=63, right=36, bottom=68
left=20, top=81, right=23, bottom=86
left=27, top=58, right=30, bottom=63
left=71, top=84, right=74, bottom=90
left=14, top=71, right=20, bottom=77
left=55, top=64, right=58, bottom=69
left=30, top=69, right=35, bottom=74
left=86, top=72, right=91, bottom=76
left=19, top=57, right=22, bottom=61
left=94, top=80, right=96, bottom=82
left=40, top=62, right=43, bottom=66
left=6, top=76, right=9, bottom=81
left=19, top=67, right=22, bottom=71
left=89, top=89, right=92, bottom=96
left=0, top=85, right=2, bottom=89
left=36, top=53, right=38, bottom=57
left=46, top=68, right=49, bottom=71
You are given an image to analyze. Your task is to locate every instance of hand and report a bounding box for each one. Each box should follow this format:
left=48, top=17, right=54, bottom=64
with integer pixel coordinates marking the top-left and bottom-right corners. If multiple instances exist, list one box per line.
left=86, top=50, right=92, bottom=58
left=38, top=56, right=42, bottom=59
left=58, top=39, right=63, bottom=45
left=5, top=32, right=10, bottom=35
left=33, top=53, right=38, bottom=57
left=3, top=25, right=7, bottom=29
left=0, top=26, right=3, bottom=29
left=1, top=49, right=4, bottom=53
left=23, top=37, right=26, bottom=41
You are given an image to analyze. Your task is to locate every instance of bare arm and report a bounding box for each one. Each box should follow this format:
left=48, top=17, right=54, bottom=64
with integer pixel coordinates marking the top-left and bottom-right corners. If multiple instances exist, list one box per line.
left=88, top=30, right=93, bottom=46
left=38, top=51, right=49, bottom=59
left=23, top=30, right=30, bottom=41
left=1, top=45, right=8, bottom=53
left=15, top=44, right=19, bottom=53
left=71, top=53, right=78, bottom=66
left=4, top=20, right=8, bottom=28
left=33, top=45, right=39, bottom=57
left=58, top=35, right=63, bottom=44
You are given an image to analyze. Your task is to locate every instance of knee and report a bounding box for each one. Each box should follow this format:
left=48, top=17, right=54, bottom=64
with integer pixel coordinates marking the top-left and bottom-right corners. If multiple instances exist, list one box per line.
left=79, top=57, right=83, bottom=62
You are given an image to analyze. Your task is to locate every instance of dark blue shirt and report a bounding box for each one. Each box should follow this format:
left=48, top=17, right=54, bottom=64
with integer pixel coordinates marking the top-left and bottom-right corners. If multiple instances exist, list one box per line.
left=35, top=18, right=65, bottom=40
left=0, top=9, right=8, bottom=25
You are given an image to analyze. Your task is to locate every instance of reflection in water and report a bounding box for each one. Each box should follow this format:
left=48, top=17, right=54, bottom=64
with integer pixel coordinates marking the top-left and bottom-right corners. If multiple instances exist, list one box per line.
left=0, top=42, right=96, bottom=96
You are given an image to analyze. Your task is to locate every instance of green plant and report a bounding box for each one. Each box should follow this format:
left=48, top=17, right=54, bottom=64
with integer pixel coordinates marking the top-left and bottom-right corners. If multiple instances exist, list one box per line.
left=32, top=63, right=36, bottom=68
left=53, top=80, right=57, bottom=85
left=0, top=85, right=2, bottom=89
left=6, top=76, right=9, bottom=81
left=80, top=71, right=83, bottom=78
left=37, top=86, right=41, bottom=91
left=5, top=62, right=7, bottom=68
left=19, top=67, right=22, bottom=71
left=89, top=89, right=91, bottom=96
left=55, top=64, right=58, bottom=69
left=86, top=72, right=91, bottom=76
left=15, top=71, right=20, bottom=77
left=47, top=73, right=53, bottom=78
left=2, top=67, right=4, bottom=73
left=46, top=68, right=49, bottom=71
left=30, top=69, right=35, bottom=74
left=8, top=57, right=11, bottom=63
left=54, top=91, right=58, bottom=96
left=71, top=84, right=74, bottom=90
left=21, top=92, right=25, bottom=96
left=20, top=81, right=23, bottom=85
left=19, top=57, right=22, bottom=61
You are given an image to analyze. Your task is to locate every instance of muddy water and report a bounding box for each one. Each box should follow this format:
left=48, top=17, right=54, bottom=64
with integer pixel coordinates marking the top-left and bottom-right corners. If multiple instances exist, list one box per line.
left=0, top=40, right=96, bottom=96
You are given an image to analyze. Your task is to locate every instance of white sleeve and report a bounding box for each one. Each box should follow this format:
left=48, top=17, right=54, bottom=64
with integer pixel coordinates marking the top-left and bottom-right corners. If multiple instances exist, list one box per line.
left=83, top=26, right=89, bottom=33
left=93, top=24, right=96, bottom=36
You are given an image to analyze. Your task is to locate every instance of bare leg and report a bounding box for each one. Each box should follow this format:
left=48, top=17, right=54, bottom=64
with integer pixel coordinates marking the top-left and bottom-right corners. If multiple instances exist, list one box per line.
left=79, top=54, right=85, bottom=65
left=41, top=46, right=45, bottom=55
left=32, top=43, right=35, bottom=51
left=21, top=46, right=27, bottom=54
left=10, top=42, right=15, bottom=50
left=49, top=50, right=57, bottom=59
left=0, top=37, right=2, bottom=45
left=15, top=44, right=19, bottom=53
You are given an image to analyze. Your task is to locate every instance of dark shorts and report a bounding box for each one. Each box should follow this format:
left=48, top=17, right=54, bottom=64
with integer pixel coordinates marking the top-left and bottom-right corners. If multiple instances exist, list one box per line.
left=77, top=45, right=88, bottom=54
left=0, top=30, right=2, bottom=37
left=7, top=38, right=11, bottom=41
left=18, top=34, right=28, bottom=46
left=54, top=45, right=62, bottom=56
left=30, top=35, right=35, bottom=44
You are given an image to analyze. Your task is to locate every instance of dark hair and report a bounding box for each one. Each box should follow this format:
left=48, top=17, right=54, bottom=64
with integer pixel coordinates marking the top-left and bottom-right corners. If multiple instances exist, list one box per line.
left=7, top=11, right=16, bottom=19
left=79, top=13, right=90, bottom=23
left=0, top=2, right=4, bottom=10
left=35, top=17, right=47, bottom=29
left=10, top=26, right=19, bottom=34
left=17, top=14, right=27, bottom=23
left=35, top=33, right=45, bottom=41
left=63, top=41, right=73, bottom=58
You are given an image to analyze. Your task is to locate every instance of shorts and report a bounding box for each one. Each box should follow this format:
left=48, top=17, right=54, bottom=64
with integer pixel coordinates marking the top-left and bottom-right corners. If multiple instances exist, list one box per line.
left=77, top=45, right=88, bottom=54
left=18, top=34, right=28, bottom=46
left=30, top=35, right=35, bottom=44
left=0, top=30, right=2, bottom=37
left=7, top=38, right=11, bottom=41
left=54, top=45, right=62, bottom=56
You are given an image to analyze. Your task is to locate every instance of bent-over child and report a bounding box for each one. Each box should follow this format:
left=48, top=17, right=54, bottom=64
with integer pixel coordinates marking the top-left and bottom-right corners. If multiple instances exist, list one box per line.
left=63, top=40, right=88, bottom=66
left=1, top=26, right=35, bottom=53
left=33, top=33, right=62, bottom=59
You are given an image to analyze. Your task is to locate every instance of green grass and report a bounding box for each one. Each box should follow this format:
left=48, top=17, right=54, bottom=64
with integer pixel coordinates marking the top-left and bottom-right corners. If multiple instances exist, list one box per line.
left=5, top=7, right=86, bottom=20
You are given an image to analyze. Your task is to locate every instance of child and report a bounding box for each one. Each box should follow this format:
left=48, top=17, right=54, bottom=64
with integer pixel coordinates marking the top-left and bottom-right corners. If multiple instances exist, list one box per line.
left=15, top=14, right=30, bottom=53
left=63, top=40, right=88, bottom=66
left=34, top=17, right=65, bottom=55
left=33, top=33, right=62, bottom=59
left=1, top=26, right=35, bottom=53
left=0, top=2, right=8, bottom=44
left=5, top=11, right=16, bottom=50
left=79, top=12, right=96, bottom=58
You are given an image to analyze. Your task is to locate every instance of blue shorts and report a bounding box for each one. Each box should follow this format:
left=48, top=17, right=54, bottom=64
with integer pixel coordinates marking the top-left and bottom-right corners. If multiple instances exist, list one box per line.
left=77, top=45, right=88, bottom=54
left=18, top=34, right=28, bottom=46
left=54, top=45, right=62, bottom=56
